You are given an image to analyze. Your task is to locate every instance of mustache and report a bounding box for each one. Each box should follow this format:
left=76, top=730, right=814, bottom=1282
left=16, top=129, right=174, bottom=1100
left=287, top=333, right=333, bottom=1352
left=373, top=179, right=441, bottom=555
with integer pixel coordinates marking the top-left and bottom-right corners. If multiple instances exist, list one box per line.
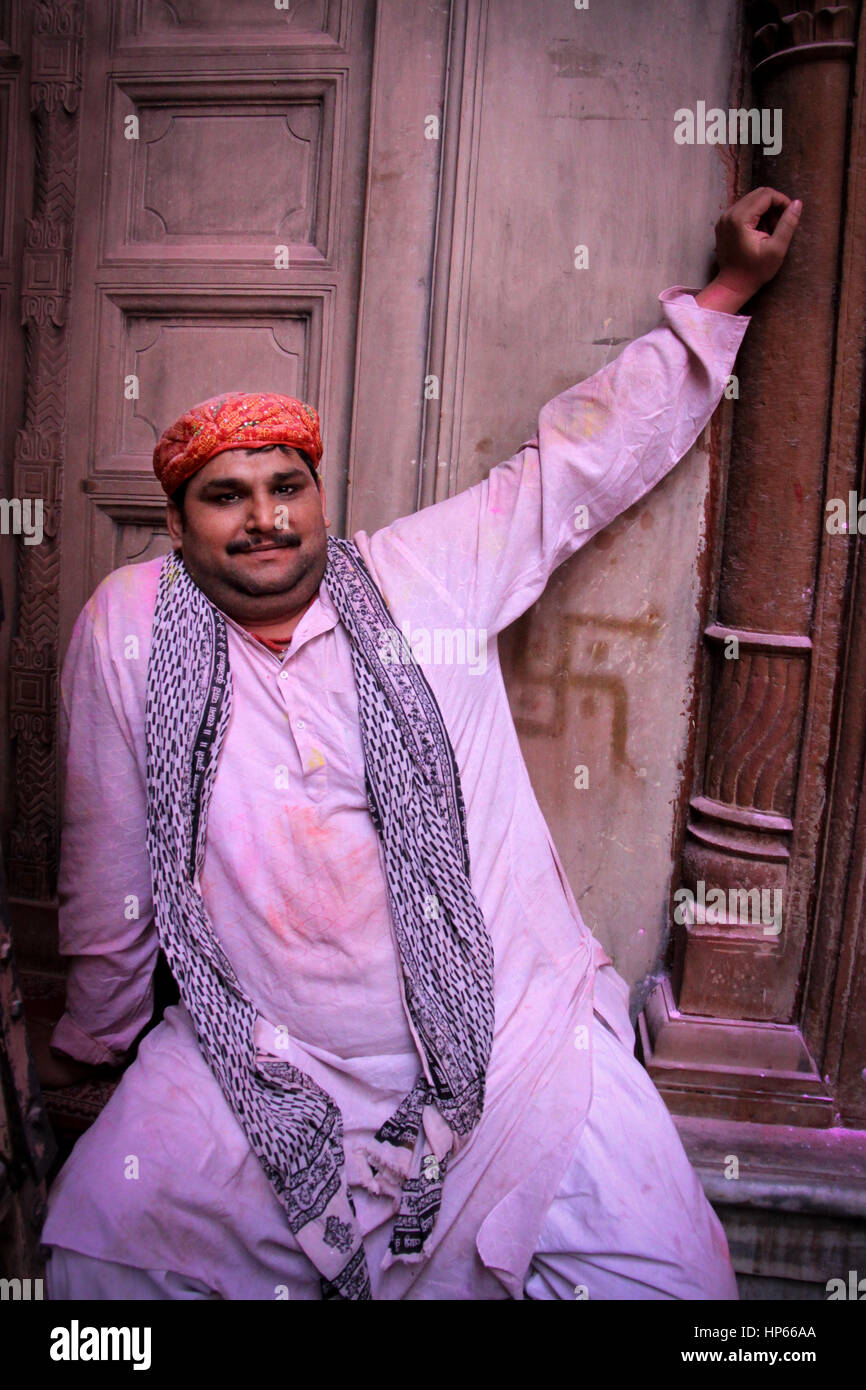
left=226, top=534, right=302, bottom=555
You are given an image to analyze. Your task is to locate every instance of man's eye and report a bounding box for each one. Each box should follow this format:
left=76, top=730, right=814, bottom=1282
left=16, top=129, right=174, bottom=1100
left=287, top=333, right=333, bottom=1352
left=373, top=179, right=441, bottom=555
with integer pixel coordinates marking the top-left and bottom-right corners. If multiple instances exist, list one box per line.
left=275, top=484, right=297, bottom=495
left=213, top=493, right=239, bottom=504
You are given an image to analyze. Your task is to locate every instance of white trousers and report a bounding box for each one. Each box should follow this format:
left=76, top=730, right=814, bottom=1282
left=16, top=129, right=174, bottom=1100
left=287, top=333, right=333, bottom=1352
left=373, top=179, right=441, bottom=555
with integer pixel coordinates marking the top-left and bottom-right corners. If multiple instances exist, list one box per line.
left=44, top=987, right=738, bottom=1302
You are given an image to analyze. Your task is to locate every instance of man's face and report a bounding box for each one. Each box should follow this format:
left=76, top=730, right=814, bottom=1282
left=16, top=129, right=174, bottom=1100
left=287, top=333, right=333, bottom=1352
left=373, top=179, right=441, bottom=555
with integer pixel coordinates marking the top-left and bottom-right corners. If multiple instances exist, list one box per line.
left=165, top=444, right=330, bottom=624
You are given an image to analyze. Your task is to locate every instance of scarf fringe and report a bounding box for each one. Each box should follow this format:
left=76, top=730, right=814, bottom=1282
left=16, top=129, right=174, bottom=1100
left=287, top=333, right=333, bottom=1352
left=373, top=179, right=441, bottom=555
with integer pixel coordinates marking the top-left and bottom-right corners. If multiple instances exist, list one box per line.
left=356, top=1142, right=411, bottom=1201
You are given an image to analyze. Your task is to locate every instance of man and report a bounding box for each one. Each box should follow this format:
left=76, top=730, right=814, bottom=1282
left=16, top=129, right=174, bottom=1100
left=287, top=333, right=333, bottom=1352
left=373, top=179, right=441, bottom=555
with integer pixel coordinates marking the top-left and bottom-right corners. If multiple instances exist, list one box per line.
left=40, top=188, right=800, bottom=1300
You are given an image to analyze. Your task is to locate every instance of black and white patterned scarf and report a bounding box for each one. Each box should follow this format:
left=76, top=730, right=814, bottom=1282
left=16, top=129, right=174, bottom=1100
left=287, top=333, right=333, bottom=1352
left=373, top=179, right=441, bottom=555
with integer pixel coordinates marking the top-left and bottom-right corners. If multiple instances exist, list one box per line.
left=144, top=539, right=495, bottom=1300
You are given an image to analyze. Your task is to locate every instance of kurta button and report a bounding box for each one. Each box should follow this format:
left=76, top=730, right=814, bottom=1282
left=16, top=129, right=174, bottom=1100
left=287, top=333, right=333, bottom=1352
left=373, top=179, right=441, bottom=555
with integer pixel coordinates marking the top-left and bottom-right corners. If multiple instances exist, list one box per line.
left=279, top=671, right=289, bottom=681
left=296, top=719, right=306, bottom=730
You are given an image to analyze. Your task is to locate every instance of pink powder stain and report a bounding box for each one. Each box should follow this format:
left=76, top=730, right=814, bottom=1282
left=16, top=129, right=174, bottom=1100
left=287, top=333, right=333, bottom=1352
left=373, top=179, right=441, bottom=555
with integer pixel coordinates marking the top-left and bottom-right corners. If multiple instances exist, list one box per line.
left=285, top=802, right=333, bottom=847
left=253, top=804, right=387, bottom=952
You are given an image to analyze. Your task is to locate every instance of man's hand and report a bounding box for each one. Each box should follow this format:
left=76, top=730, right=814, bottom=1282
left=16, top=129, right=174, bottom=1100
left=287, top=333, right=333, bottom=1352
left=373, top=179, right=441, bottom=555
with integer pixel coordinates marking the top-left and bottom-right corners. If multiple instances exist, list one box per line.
left=28, top=1016, right=121, bottom=1088
left=695, top=187, right=802, bottom=315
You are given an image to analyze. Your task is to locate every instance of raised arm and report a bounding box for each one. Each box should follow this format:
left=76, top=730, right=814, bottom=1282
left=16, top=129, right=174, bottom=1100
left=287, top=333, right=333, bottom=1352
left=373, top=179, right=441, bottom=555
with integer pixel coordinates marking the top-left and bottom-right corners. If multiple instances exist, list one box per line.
left=363, top=188, right=800, bottom=636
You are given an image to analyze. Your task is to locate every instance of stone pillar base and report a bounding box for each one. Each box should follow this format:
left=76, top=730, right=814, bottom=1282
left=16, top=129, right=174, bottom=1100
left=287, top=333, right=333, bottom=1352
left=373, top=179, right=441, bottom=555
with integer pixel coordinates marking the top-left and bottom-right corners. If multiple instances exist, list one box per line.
left=638, top=977, right=834, bottom=1127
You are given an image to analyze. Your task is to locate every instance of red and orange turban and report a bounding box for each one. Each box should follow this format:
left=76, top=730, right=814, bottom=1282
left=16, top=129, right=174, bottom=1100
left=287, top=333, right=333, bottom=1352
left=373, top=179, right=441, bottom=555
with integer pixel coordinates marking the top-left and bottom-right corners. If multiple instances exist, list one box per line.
left=153, top=391, right=324, bottom=496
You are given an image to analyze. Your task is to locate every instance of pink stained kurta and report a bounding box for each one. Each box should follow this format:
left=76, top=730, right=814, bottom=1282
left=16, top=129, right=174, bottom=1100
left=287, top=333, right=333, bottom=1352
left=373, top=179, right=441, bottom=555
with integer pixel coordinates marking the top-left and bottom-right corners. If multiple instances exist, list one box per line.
left=41, top=287, right=750, bottom=1299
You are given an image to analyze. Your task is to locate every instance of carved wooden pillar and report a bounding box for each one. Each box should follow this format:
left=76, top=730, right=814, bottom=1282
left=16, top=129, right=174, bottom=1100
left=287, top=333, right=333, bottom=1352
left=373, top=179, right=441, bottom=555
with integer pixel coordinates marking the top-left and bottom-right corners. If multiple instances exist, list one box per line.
left=8, top=1, right=82, bottom=919
left=639, top=0, right=862, bottom=1125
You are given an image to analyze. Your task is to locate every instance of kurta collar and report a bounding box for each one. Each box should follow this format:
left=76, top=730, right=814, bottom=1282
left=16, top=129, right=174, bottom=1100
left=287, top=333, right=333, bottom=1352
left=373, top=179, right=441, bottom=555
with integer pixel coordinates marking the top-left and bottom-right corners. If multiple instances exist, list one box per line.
left=219, top=574, right=341, bottom=661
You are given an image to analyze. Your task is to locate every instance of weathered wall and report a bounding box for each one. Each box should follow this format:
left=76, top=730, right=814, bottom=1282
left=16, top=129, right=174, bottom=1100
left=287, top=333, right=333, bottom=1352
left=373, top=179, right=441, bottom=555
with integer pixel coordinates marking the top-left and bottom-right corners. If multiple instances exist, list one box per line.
left=445, top=0, right=744, bottom=1010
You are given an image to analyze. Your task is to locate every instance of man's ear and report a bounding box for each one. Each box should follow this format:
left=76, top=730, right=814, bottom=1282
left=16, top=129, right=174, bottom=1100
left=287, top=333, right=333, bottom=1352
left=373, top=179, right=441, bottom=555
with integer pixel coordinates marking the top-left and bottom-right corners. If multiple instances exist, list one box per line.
left=318, top=477, right=330, bottom=529
left=166, top=496, right=184, bottom=546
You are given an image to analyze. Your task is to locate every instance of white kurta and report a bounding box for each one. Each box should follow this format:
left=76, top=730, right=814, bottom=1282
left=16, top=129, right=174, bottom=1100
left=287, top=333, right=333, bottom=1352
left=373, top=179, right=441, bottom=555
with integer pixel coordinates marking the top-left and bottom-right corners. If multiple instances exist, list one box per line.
left=42, top=287, right=749, bottom=1299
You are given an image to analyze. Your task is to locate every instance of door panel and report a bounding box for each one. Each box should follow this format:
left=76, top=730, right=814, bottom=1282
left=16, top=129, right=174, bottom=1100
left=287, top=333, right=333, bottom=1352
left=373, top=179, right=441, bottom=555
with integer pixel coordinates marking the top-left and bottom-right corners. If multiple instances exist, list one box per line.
left=59, top=0, right=374, bottom=653
left=120, top=0, right=340, bottom=45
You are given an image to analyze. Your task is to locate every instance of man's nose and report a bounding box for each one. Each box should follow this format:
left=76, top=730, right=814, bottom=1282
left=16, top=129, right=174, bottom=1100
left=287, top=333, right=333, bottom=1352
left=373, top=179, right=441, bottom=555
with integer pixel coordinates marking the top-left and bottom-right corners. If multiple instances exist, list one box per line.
left=244, top=490, right=279, bottom=531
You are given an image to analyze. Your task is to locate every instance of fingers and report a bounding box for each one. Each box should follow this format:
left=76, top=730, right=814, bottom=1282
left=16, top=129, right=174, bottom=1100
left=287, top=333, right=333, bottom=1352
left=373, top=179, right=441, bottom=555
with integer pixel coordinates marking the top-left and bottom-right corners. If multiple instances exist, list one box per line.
left=766, top=198, right=802, bottom=256
left=732, top=186, right=792, bottom=223
left=713, top=186, right=802, bottom=291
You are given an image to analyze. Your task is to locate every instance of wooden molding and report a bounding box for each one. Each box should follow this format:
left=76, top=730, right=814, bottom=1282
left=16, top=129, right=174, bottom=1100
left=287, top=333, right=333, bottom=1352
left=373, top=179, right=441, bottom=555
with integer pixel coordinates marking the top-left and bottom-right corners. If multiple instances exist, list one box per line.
left=7, top=0, right=84, bottom=903
left=749, top=0, right=861, bottom=76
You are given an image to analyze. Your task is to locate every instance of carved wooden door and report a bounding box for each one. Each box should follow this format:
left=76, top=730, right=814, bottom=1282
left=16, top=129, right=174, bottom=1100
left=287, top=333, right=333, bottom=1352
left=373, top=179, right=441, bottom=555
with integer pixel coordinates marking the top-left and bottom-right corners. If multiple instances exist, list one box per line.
left=58, top=0, right=375, bottom=654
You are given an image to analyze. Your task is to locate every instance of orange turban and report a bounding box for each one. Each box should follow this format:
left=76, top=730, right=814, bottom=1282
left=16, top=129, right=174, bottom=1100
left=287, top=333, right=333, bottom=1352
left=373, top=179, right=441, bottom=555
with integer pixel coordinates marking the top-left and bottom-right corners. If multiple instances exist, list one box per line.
left=153, top=391, right=324, bottom=496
